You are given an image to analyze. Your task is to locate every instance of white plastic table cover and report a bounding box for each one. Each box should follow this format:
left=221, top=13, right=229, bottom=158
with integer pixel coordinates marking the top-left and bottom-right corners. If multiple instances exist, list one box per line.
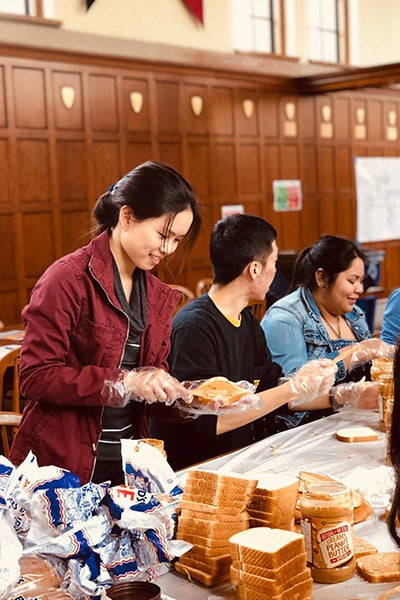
left=159, top=407, right=400, bottom=600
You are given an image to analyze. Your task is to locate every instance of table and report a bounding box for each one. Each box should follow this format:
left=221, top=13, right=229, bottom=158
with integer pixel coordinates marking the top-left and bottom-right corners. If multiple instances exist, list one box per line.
left=0, top=326, right=24, bottom=346
left=157, top=408, right=399, bottom=600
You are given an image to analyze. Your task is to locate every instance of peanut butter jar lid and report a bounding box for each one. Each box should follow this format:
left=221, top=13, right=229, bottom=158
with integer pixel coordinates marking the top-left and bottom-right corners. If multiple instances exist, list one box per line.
left=106, top=581, right=161, bottom=600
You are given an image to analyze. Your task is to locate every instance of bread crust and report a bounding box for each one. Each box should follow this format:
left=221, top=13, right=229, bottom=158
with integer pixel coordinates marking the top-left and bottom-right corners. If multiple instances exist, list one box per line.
left=192, top=376, right=249, bottom=406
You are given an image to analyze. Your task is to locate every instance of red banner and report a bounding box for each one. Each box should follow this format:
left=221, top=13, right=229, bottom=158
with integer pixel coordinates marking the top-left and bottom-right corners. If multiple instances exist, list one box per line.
left=182, top=0, right=203, bottom=24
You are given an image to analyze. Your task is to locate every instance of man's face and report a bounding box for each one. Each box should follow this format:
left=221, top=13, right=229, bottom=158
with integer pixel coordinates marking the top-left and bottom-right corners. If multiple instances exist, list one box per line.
left=253, top=240, right=278, bottom=300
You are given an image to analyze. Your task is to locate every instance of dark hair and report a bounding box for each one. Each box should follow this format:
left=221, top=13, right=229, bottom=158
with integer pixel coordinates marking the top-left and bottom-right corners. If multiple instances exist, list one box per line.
left=93, top=161, right=201, bottom=254
left=290, top=235, right=365, bottom=292
left=389, top=343, right=400, bottom=546
left=210, top=214, right=277, bottom=285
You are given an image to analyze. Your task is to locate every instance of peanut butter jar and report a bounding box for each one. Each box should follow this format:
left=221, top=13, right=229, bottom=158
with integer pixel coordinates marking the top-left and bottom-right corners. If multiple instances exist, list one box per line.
left=300, top=482, right=355, bottom=583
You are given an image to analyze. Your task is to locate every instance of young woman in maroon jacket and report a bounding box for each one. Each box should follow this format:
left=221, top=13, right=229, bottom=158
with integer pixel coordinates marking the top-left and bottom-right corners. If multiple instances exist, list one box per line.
left=9, top=161, right=201, bottom=485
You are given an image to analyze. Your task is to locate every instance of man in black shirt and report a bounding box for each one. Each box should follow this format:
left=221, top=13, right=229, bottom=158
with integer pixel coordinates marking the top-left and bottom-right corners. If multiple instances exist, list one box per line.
left=149, top=214, right=336, bottom=469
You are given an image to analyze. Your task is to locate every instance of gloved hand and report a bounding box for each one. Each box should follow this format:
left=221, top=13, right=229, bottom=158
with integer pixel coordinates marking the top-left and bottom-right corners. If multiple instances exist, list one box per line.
left=286, top=358, right=338, bottom=408
left=103, top=367, right=193, bottom=408
left=348, top=338, right=395, bottom=370
left=329, top=378, right=380, bottom=411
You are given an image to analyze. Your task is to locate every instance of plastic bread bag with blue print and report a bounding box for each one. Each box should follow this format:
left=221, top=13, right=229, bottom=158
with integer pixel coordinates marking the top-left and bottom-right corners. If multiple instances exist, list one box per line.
left=174, top=376, right=261, bottom=417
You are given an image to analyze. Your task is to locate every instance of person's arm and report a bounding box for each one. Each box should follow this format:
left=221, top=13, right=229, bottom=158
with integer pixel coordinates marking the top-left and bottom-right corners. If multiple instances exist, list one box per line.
left=381, top=289, right=400, bottom=346
left=217, top=360, right=336, bottom=435
left=261, top=307, right=310, bottom=374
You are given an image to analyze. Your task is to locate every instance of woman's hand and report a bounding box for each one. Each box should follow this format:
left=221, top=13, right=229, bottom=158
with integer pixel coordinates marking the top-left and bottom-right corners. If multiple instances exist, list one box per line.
left=330, top=379, right=380, bottom=410
left=348, top=338, right=395, bottom=370
left=286, top=358, right=338, bottom=408
left=104, top=367, right=192, bottom=407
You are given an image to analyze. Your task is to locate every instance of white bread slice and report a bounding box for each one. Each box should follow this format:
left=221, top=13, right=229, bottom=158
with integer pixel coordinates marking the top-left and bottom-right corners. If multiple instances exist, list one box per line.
left=357, top=552, right=400, bottom=582
left=235, top=577, right=313, bottom=600
left=176, top=530, right=230, bottom=549
left=191, top=376, right=249, bottom=406
left=179, top=498, right=247, bottom=516
left=353, top=536, right=378, bottom=559
left=249, top=517, right=294, bottom=531
left=182, top=489, right=248, bottom=510
left=229, top=527, right=305, bottom=569
left=230, top=564, right=311, bottom=592
left=177, top=515, right=248, bottom=538
left=251, top=473, right=299, bottom=496
left=174, top=561, right=231, bottom=586
left=232, top=552, right=308, bottom=580
left=186, top=469, right=257, bottom=493
left=180, top=506, right=249, bottom=522
left=335, top=426, right=379, bottom=443
left=178, top=552, right=231, bottom=576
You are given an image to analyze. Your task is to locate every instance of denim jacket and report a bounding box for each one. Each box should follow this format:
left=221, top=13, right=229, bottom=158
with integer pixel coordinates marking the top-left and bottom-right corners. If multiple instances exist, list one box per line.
left=261, top=287, right=370, bottom=381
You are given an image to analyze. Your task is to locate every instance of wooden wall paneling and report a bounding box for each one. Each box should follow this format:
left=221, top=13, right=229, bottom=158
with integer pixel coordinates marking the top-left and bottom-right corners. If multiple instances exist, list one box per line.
left=3, top=61, right=25, bottom=319
left=235, top=88, right=259, bottom=137
left=91, top=140, right=120, bottom=200
left=210, top=86, right=234, bottom=136
left=186, top=141, right=211, bottom=198
left=298, top=95, right=316, bottom=140
left=299, top=144, right=319, bottom=246
left=122, top=76, right=150, bottom=133
left=52, top=70, right=83, bottom=131
left=0, top=66, right=6, bottom=127
left=279, top=144, right=302, bottom=249
left=125, top=140, right=153, bottom=170
left=183, top=83, right=208, bottom=136
left=22, top=211, right=55, bottom=283
left=263, top=143, right=282, bottom=235
left=260, top=92, right=279, bottom=138
left=333, top=95, right=351, bottom=140
left=60, top=209, right=91, bottom=256
left=367, top=99, right=384, bottom=141
left=12, top=66, right=47, bottom=129
left=237, top=143, right=261, bottom=196
left=155, top=77, right=181, bottom=135
left=88, top=74, right=118, bottom=132
left=213, top=142, right=236, bottom=199
left=316, top=145, right=336, bottom=235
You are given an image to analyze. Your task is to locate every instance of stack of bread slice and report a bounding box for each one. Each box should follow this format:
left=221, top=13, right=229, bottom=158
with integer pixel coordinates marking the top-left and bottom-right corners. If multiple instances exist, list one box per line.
left=229, top=527, right=313, bottom=600
left=247, top=472, right=299, bottom=530
left=175, top=469, right=257, bottom=586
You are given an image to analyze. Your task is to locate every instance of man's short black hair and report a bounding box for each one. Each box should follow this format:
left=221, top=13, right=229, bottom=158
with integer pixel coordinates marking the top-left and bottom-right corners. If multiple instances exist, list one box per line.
left=210, top=213, right=277, bottom=285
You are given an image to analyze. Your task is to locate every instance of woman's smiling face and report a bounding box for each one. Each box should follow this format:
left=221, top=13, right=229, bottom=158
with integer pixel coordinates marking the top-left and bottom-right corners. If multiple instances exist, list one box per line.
left=119, top=207, right=194, bottom=271
left=320, top=256, right=365, bottom=315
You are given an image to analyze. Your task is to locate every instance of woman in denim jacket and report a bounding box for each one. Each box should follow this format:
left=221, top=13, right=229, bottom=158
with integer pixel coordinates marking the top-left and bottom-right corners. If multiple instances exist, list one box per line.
left=261, top=235, right=392, bottom=430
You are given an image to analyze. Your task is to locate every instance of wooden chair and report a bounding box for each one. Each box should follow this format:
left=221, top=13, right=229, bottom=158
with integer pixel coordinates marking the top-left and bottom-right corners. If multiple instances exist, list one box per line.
left=196, top=278, right=213, bottom=297
left=0, top=411, right=22, bottom=457
left=167, top=284, right=195, bottom=314
left=0, top=346, right=21, bottom=412
left=247, top=299, right=267, bottom=321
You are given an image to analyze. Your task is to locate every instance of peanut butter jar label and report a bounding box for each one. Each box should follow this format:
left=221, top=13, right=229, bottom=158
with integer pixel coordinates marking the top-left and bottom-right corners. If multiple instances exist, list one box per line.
left=301, top=516, right=354, bottom=569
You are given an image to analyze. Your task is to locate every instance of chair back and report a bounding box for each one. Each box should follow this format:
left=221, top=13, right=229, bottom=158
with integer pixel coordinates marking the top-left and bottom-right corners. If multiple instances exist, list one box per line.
left=196, top=278, right=213, bottom=296
left=0, top=411, right=22, bottom=457
left=247, top=299, right=267, bottom=321
left=0, top=346, right=21, bottom=412
left=167, top=284, right=195, bottom=314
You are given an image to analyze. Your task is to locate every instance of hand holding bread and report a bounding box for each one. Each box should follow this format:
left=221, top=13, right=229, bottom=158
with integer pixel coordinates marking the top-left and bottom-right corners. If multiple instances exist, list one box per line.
left=178, top=376, right=260, bottom=416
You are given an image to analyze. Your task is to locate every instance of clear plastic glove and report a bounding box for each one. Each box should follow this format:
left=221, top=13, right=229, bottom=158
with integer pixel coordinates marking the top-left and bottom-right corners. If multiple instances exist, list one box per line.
left=103, top=367, right=192, bottom=408
left=285, top=358, right=338, bottom=408
left=330, top=378, right=380, bottom=411
left=348, top=338, right=395, bottom=370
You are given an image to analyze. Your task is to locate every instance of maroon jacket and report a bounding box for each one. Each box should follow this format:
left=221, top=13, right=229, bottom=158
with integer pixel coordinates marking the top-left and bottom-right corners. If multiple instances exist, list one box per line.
left=9, top=230, right=179, bottom=483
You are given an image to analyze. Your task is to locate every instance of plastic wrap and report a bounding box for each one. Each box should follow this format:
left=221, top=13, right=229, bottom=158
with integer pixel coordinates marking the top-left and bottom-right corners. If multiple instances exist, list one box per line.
left=282, top=358, right=338, bottom=409
left=175, top=378, right=260, bottom=417
left=348, top=338, right=395, bottom=371
left=330, top=378, right=380, bottom=411
left=102, top=367, right=192, bottom=408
